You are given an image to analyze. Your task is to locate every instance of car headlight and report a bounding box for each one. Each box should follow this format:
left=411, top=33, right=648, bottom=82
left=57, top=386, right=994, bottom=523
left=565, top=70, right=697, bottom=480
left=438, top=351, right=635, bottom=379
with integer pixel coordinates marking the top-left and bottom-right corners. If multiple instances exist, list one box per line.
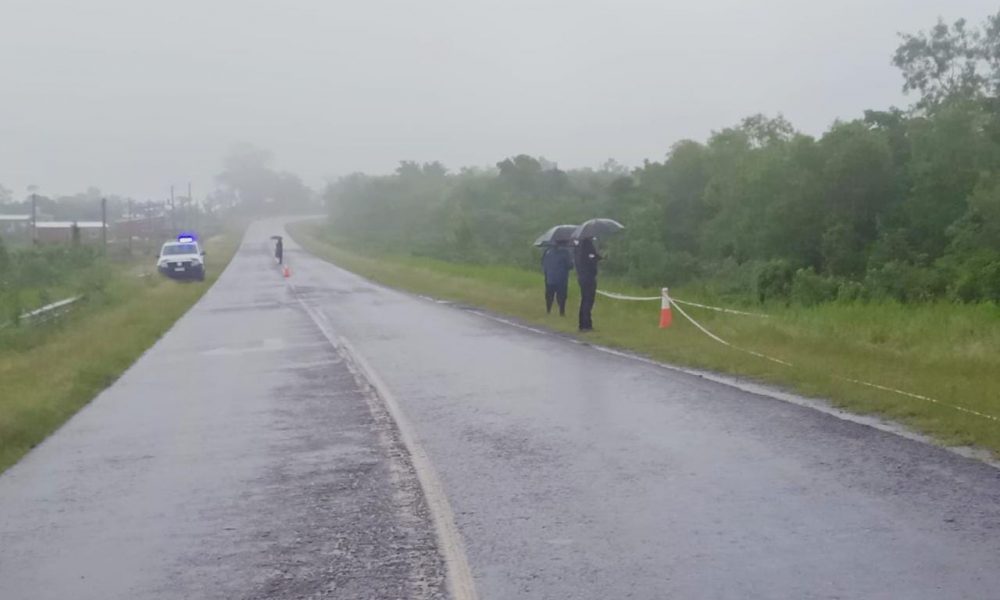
left=190, top=258, right=202, bottom=266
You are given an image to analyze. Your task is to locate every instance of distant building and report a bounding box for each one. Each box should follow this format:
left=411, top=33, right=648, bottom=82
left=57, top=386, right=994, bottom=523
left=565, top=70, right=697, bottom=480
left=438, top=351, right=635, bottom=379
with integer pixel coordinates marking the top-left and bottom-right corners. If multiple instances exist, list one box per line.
left=0, top=214, right=32, bottom=243
left=35, top=221, right=106, bottom=244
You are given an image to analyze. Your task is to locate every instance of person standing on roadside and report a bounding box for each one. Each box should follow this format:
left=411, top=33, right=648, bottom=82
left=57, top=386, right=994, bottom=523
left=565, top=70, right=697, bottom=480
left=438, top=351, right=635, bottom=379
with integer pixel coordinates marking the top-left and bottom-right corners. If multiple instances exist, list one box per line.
left=574, top=237, right=602, bottom=331
left=274, top=236, right=284, bottom=265
left=541, top=242, right=574, bottom=316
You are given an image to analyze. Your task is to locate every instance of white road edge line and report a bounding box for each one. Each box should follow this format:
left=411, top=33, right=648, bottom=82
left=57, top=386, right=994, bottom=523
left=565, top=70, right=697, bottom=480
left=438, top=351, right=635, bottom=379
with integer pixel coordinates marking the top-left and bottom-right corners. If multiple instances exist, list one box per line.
left=464, top=309, right=1000, bottom=469
left=290, top=285, right=479, bottom=600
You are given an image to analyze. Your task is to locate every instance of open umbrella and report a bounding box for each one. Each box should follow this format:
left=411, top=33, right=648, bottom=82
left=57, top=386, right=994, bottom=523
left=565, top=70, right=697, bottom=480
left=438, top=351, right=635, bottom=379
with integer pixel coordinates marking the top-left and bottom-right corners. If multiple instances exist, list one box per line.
left=571, top=218, right=624, bottom=240
left=534, top=224, right=578, bottom=247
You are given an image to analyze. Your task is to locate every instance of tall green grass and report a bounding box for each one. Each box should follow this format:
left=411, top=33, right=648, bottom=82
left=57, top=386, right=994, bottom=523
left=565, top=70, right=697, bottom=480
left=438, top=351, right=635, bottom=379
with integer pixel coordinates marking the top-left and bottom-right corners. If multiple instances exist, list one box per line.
left=0, top=233, right=240, bottom=473
left=289, top=221, right=1000, bottom=456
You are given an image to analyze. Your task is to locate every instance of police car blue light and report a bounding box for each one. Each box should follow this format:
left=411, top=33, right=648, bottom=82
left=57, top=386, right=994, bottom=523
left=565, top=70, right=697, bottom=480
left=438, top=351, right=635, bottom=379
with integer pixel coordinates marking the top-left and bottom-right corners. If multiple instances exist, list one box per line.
left=158, top=236, right=206, bottom=281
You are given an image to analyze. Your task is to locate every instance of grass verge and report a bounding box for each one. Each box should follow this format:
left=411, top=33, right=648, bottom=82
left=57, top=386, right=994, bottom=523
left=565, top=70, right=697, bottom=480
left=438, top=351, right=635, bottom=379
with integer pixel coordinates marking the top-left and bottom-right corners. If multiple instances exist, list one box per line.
left=0, top=232, right=241, bottom=473
left=288, top=220, right=1000, bottom=457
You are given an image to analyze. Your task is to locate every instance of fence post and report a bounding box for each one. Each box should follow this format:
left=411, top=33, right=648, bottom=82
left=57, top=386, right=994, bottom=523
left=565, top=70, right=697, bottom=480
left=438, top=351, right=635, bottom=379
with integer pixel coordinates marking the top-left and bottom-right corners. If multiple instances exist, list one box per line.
left=101, top=197, right=107, bottom=251
left=31, top=193, right=37, bottom=245
left=127, top=199, right=133, bottom=255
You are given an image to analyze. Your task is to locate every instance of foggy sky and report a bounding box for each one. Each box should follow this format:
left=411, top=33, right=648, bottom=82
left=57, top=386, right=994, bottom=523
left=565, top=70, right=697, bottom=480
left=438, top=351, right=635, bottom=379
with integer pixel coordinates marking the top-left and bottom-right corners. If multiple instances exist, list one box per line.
left=1, top=0, right=997, bottom=201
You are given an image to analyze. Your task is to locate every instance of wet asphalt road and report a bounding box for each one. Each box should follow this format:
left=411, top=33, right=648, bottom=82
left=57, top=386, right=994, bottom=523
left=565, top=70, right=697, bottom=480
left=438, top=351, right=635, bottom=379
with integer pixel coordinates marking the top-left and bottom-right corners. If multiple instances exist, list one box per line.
left=0, top=226, right=445, bottom=599
left=4, top=219, right=1000, bottom=599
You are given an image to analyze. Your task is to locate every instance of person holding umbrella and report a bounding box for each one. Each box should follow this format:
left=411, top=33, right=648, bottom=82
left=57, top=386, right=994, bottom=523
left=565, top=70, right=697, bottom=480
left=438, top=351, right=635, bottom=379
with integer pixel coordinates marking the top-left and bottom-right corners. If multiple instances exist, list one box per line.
left=541, top=242, right=574, bottom=316
left=574, top=237, right=602, bottom=330
left=571, top=219, right=624, bottom=331
left=535, top=224, right=577, bottom=316
left=271, top=235, right=284, bottom=264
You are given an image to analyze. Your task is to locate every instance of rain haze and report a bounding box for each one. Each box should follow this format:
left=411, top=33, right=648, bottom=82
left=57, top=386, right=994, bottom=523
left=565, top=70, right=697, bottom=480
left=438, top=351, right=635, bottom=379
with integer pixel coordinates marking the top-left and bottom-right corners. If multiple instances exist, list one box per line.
left=1, top=0, right=997, bottom=200
left=8, top=2, right=1000, bottom=598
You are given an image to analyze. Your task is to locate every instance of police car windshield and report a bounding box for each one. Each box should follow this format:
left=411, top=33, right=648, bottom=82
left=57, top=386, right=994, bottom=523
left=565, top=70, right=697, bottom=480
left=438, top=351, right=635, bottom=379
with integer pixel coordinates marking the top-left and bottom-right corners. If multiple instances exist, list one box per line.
left=162, top=243, right=198, bottom=255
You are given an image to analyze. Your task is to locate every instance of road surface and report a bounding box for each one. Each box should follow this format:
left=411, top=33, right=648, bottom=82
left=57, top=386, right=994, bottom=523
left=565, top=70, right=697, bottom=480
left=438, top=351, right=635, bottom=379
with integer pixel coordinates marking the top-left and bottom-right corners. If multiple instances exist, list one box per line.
left=2, top=218, right=1000, bottom=599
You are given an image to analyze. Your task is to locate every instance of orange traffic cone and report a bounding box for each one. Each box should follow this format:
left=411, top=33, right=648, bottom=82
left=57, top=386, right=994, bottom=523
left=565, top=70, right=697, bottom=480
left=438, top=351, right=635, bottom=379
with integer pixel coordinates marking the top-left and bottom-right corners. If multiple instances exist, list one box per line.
left=659, top=287, right=673, bottom=328
left=282, top=265, right=291, bottom=278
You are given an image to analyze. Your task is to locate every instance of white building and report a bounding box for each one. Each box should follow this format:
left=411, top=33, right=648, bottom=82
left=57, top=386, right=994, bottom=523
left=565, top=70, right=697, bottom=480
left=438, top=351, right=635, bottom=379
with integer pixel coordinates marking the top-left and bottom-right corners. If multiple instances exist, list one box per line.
left=35, top=221, right=106, bottom=244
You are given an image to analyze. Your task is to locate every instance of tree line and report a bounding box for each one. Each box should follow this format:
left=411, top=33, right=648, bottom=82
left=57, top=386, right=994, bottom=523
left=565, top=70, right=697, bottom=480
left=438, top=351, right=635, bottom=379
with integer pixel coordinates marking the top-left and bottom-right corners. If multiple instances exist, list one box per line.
left=0, top=143, right=318, bottom=227
left=325, top=12, right=1000, bottom=305
left=0, top=143, right=319, bottom=320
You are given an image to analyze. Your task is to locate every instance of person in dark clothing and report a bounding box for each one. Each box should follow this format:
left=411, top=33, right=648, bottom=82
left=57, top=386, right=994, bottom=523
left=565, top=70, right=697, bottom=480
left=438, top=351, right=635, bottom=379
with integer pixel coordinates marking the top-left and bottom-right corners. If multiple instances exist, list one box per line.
left=574, top=237, right=602, bottom=331
left=274, top=237, right=284, bottom=264
left=541, top=243, right=574, bottom=315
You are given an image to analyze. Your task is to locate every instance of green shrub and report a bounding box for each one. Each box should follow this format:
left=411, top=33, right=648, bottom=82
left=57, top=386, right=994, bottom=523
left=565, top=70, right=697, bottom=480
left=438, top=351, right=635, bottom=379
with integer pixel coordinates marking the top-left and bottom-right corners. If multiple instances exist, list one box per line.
left=755, top=259, right=795, bottom=303
left=618, top=242, right=699, bottom=287
left=950, top=256, right=1000, bottom=302
left=837, top=279, right=867, bottom=302
left=0, top=236, right=9, bottom=281
left=865, top=261, right=946, bottom=302
left=619, top=239, right=668, bottom=286
left=982, top=261, right=1000, bottom=302
left=791, top=268, right=839, bottom=306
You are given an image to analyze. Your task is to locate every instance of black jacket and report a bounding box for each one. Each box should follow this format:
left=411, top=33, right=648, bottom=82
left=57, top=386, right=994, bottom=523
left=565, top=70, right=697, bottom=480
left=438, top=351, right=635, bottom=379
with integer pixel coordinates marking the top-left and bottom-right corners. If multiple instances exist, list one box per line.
left=574, top=238, right=601, bottom=283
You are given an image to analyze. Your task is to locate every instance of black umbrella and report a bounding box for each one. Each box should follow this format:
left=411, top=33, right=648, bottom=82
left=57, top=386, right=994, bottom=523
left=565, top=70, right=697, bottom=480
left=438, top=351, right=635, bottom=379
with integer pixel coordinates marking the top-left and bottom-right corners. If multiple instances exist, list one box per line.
left=571, top=218, right=624, bottom=240
left=534, top=224, right=578, bottom=247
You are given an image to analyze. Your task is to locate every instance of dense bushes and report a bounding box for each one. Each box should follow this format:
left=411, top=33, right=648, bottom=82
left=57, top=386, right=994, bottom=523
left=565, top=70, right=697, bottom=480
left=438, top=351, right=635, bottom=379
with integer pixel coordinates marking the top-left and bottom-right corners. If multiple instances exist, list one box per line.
left=324, top=11, right=1000, bottom=307
left=324, top=108, right=1000, bottom=306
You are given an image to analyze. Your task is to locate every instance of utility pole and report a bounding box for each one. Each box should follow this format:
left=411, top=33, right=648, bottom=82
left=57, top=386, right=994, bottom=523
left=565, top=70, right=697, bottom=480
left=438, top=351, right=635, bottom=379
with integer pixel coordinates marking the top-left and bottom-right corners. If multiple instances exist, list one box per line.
left=154, top=198, right=163, bottom=247
left=127, top=199, right=133, bottom=255
left=30, top=193, right=37, bottom=245
left=170, top=185, right=176, bottom=235
left=188, top=181, right=195, bottom=233
left=101, top=197, right=107, bottom=251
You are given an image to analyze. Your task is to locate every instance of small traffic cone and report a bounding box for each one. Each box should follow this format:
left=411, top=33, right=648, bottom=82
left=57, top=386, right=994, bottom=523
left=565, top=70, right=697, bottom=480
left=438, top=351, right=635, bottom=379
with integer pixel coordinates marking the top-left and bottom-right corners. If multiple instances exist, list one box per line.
left=282, top=265, right=291, bottom=278
left=659, top=287, right=673, bottom=328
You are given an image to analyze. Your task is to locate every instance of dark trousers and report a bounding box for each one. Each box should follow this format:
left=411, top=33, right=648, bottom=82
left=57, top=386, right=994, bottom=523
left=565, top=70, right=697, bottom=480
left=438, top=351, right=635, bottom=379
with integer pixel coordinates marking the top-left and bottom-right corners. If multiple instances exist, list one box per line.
left=578, top=279, right=596, bottom=330
left=545, top=281, right=568, bottom=315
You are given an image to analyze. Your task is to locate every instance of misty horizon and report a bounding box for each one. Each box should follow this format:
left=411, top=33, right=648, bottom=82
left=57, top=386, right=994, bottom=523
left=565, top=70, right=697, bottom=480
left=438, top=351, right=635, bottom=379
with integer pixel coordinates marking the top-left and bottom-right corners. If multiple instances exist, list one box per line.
left=2, top=0, right=998, bottom=201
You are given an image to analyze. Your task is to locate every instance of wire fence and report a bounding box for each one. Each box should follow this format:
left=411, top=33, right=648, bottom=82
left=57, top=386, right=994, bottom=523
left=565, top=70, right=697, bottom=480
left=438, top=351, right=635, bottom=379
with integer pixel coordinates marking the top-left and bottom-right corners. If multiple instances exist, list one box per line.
left=597, top=287, right=1000, bottom=424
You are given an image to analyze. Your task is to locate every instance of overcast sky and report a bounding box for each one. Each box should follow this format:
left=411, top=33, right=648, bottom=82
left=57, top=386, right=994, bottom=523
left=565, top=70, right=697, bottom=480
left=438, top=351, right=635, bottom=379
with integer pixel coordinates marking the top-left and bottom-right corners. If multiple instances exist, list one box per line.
left=1, top=0, right=997, bottom=201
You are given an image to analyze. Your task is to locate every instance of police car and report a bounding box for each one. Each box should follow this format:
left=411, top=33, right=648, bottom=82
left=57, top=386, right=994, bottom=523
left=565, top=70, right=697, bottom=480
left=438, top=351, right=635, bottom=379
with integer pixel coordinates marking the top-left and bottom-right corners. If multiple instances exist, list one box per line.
left=157, top=235, right=206, bottom=281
